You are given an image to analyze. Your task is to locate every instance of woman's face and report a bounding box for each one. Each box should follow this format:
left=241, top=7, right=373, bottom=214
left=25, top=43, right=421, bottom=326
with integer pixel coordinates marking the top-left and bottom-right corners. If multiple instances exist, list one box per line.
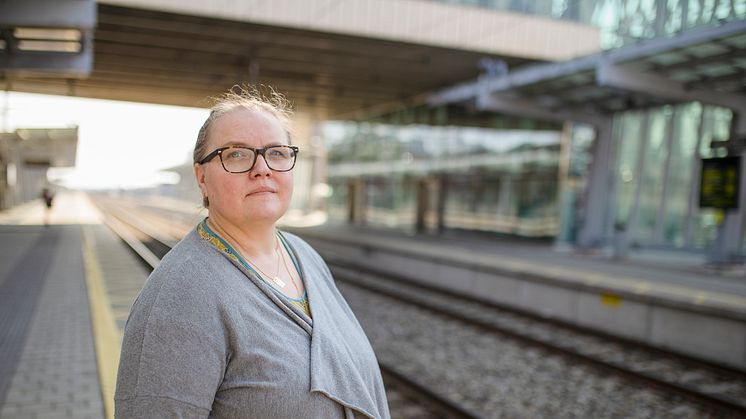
left=195, top=108, right=294, bottom=228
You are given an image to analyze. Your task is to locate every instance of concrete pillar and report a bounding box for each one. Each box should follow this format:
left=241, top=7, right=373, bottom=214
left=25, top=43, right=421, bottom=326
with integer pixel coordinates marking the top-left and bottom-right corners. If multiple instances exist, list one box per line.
left=436, top=174, right=447, bottom=233
left=415, top=179, right=428, bottom=234
left=347, top=178, right=367, bottom=225
left=577, top=117, right=614, bottom=248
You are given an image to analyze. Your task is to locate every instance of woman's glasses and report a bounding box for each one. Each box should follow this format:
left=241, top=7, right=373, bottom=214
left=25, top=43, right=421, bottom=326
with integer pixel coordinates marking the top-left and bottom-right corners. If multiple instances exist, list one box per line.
left=199, top=145, right=299, bottom=173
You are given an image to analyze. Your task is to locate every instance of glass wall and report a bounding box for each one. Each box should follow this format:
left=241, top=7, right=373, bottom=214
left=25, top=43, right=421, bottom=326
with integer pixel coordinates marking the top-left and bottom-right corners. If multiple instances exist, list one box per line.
left=612, top=102, right=733, bottom=250
left=365, top=175, right=417, bottom=230
left=635, top=107, right=673, bottom=243
left=323, top=121, right=561, bottom=236
left=614, top=111, right=645, bottom=228
left=429, top=0, right=745, bottom=49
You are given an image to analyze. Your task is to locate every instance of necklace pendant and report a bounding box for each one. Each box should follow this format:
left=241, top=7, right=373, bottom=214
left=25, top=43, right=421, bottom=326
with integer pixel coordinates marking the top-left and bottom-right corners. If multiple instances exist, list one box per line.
left=272, top=276, right=286, bottom=287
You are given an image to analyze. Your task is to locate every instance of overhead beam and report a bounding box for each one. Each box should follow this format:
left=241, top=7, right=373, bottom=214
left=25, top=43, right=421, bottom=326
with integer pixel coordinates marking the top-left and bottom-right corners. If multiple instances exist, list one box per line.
left=0, top=49, right=93, bottom=77
left=429, top=55, right=600, bottom=106
left=476, top=92, right=606, bottom=127
left=596, top=59, right=746, bottom=112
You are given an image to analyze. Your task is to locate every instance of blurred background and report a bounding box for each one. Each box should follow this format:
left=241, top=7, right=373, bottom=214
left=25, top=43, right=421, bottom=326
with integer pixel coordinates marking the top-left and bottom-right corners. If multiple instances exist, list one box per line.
left=1, top=1, right=746, bottom=418
left=2, top=0, right=745, bottom=259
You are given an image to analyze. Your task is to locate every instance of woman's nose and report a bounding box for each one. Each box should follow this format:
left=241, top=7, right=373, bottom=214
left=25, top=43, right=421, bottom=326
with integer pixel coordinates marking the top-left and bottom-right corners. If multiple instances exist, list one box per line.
left=250, top=154, right=272, bottom=177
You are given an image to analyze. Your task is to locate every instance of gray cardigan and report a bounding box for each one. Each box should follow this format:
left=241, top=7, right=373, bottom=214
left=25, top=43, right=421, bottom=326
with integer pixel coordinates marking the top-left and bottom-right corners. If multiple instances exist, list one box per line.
left=115, top=224, right=390, bottom=419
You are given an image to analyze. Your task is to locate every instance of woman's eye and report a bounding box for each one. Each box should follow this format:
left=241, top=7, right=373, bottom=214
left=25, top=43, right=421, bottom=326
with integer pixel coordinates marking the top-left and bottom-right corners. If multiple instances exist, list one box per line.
left=227, top=150, right=249, bottom=159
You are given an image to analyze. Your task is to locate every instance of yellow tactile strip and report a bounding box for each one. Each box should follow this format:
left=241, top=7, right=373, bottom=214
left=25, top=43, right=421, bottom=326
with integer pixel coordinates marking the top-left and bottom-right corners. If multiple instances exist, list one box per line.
left=83, top=226, right=121, bottom=419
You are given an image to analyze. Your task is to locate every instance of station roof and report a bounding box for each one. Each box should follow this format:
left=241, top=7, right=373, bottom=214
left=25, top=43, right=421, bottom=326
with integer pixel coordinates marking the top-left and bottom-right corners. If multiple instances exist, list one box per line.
left=2, top=3, right=539, bottom=119
left=1, top=127, right=78, bottom=167
left=429, top=19, right=746, bottom=126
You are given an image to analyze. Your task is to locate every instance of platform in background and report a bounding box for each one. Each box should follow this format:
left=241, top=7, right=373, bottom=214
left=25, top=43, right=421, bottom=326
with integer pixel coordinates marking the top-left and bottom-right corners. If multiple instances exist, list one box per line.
left=0, top=191, right=149, bottom=419
left=285, top=222, right=746, bottom=371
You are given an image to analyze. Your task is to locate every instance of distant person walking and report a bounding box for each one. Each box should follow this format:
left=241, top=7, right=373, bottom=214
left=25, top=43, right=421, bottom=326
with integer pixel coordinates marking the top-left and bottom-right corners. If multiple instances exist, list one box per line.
left=41, top=187, right=54, bottom=225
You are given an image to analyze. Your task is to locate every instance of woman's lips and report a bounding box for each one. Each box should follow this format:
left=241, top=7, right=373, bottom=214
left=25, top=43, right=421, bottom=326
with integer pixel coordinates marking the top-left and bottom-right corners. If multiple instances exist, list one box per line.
left=247, top=187, right=276, bottom=196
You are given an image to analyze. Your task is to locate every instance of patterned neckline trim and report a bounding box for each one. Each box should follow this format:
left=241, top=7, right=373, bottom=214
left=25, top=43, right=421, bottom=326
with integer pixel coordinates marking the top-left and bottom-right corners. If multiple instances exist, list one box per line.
left=197, top=219, right=309, bottom=305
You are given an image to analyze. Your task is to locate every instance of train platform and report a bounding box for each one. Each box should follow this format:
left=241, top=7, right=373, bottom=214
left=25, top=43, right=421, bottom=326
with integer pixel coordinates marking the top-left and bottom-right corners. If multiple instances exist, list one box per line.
left=290, top=223, right=746, bottom=312
left=283, top=222, right=746, bottom=370
left=0, top=191, right=149, bottom=419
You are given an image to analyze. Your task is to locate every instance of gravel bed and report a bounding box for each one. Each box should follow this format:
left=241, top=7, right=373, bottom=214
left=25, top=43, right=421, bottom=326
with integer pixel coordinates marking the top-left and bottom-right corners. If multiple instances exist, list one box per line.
left=337, top=267, right=746, bottom=406
left=338, top=282, right=724, bottom=419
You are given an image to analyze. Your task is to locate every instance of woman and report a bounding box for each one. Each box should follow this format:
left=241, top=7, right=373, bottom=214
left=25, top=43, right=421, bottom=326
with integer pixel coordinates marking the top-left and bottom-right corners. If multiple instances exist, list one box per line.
left=115, top=88, right=390, bottom=419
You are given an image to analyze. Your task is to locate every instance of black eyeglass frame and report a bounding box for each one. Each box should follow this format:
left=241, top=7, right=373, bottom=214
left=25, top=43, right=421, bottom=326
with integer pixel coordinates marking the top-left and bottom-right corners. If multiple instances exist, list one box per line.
left=198, top=145, right=300, bottom=173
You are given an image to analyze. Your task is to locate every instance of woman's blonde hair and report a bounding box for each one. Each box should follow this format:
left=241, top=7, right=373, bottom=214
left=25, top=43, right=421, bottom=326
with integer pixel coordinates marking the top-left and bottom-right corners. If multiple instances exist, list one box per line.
left=194, top=85, right=293, bottom=207
left=193, top=85, right=292, bottom=163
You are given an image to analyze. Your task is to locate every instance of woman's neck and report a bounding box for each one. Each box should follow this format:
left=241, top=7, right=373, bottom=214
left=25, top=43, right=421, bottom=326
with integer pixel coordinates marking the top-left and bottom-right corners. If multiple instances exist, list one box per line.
left=207, top=213, right=277, bottom=259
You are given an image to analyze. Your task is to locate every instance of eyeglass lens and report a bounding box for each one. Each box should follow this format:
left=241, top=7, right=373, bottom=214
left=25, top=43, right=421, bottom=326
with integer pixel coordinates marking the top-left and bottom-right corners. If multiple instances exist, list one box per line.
left=221, top=146, right=296, bottom=173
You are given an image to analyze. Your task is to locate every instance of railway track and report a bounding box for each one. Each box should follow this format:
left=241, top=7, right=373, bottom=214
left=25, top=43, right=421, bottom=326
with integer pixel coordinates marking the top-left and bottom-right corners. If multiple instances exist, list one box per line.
left=93, top=197, right=746, bottom=418
left=319, top=259, right=746, bottom=418
left=93, top=198, right=481, bottom=419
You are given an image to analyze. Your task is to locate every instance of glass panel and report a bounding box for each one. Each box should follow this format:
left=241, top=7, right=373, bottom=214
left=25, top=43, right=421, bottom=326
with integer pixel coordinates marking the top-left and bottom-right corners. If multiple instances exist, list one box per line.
left=634, top=107, right=672, bottom=244
left=364, top=176, right=416, bottom=231
left=323, top=120, right=562, bottom=236
left=326, top=179, right=349, bottom=221
left=661, top=103, right=702, bottom=247
left=614, top=111, right=644, bottom=227
left=557, top=123, right=596, bottom=244
left=429, top=0, right=745, bottom=49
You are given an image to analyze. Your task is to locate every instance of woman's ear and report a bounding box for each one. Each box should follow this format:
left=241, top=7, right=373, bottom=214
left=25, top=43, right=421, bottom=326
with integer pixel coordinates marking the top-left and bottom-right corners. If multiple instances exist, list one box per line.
left=194, top=163, right=208, bottom=197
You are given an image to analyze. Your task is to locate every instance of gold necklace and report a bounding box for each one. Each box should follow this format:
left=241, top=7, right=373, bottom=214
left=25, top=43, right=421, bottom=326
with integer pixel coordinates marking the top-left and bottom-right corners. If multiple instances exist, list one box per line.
left=250, top=237, right=286, bottom=288
left=279, top=242, right=302, bottom=297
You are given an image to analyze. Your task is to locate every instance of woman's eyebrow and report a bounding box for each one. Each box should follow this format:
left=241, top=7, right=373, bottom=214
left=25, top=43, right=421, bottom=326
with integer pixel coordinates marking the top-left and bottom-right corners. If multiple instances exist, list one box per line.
left=218, top=141, right=286, bottom=148
left=218, top=141, right=251, bottom=147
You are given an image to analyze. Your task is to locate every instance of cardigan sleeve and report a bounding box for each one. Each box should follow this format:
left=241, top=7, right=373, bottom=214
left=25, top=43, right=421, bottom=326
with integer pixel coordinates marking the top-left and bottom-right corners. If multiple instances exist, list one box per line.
left=115, top=261, right=229, bottom=418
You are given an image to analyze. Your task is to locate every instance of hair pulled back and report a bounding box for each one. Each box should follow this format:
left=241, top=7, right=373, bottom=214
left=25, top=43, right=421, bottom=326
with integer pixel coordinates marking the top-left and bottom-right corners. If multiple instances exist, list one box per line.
left=194, top=85, right=293, bottom=207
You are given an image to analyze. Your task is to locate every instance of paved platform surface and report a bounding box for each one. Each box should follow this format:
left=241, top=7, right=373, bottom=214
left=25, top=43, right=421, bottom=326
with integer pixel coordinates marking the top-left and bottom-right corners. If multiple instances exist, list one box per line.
left=0, top=192, right=149, bottom=419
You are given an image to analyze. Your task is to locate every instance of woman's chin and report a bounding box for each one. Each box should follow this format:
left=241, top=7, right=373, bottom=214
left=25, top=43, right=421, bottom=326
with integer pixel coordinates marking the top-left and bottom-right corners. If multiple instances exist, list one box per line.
left=241, top=204, right=286, bottom=223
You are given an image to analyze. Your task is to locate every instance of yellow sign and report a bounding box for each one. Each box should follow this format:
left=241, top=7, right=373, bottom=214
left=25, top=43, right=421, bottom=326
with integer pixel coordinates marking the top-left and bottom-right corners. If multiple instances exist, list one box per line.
left=601, top=292, right=622, bottom=307
left=700, top=157, right=740, bottom=209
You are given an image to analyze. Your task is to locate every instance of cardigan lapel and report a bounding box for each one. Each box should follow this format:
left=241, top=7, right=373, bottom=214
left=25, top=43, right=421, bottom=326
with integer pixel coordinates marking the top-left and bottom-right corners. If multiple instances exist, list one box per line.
left=283, top=236, right=388, bottom=419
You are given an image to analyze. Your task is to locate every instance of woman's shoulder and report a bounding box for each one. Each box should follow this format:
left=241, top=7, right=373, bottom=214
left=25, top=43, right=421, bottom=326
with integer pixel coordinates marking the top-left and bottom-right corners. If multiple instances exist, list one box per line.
left=136, top=227, right=233, bottom=309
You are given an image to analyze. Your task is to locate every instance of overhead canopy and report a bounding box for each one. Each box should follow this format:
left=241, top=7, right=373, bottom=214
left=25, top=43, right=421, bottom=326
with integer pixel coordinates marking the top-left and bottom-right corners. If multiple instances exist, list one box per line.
left=2, top=3, right=537, bottom=118
left=429, top=19, right=746, bottom=128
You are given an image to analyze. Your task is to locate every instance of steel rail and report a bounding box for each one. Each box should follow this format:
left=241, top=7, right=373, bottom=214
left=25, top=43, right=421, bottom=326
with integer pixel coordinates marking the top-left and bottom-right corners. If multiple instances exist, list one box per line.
left=325, top=258, right=746, bottom=418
